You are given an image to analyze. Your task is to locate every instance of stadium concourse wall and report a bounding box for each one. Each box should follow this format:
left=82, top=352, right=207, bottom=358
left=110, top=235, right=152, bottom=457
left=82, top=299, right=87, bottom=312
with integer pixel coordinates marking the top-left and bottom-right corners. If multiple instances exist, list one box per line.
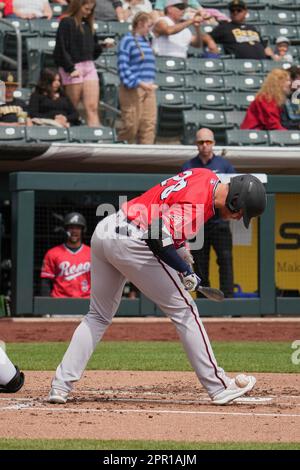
left=6, top=141, right=300, bottom=317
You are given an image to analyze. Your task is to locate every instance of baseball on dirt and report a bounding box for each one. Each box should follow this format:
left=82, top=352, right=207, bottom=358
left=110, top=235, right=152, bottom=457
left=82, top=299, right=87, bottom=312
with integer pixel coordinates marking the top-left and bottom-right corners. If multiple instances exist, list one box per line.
left=235, top=374, right=249, bottom=388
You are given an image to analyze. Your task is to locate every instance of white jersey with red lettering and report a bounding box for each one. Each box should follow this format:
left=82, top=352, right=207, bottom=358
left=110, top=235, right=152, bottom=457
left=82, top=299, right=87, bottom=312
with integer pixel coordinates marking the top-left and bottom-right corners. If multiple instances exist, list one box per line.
left=51, top=169, right=231, bottom=401
left=41, top=244, right=91, bottom=298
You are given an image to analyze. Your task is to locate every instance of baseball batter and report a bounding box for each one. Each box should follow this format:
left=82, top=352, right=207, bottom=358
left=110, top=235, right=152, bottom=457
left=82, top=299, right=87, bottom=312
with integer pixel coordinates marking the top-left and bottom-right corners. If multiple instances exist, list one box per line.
left=0, top=348, right=24, bottom=393
left=41, top=212, right=91, bottom=298
left=48, top=169, right=266, bottom=405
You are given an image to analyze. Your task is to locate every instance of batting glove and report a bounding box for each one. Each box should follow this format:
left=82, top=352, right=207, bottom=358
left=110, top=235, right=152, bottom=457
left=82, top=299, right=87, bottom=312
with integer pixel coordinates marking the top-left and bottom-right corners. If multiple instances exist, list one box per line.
left=181, top=271, right=201, bottom=291
left=176, top=246, right=194, bottom=268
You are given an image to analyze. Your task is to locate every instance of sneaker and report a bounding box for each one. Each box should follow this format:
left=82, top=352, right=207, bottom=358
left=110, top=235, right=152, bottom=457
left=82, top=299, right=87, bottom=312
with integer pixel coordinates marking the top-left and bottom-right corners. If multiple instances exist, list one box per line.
left=212, top=375, right=256, bottom=405
left=48, top=388, right=69, bottom=404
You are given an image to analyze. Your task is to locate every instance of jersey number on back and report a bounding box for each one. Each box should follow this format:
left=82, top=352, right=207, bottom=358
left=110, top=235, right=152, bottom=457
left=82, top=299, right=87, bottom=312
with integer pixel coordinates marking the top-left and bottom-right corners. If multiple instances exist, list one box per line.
left=160, top=171, right=193, bottom=200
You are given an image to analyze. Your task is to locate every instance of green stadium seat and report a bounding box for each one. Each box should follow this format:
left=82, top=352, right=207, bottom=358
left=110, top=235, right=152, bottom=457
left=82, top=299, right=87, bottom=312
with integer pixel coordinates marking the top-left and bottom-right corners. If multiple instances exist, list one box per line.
left=94, top=21, right=110, bottom=37
left=13, top=88, right=32, bottom=104
left=26, top=37, right=56, bottom=85
left=108, top=22, right=131, bottom=38
left=245, top=10, right=267, bottom=24
left=267, top=10, right=298, bottom=24
left=156, top=57, right=186, bottom=73
left=267, top=0, right=298, bottom=10
left=156, top=90, right=192, bottom=138
left=224, top=75, right=263, bottom=92
left=261, top=60, right=292, bottom=74
left=50, top=3, right=67, bottom=17
left=26, top=126, right=69, bottom=143
left=268, top=130, right=300, bottom=146
left=185, top=58, right=226, bottom=75
left=185, top=74, right=229, bottom=92
left=68, top=126, right=116, bottom=143
left=230, top=91, right=256, bottom=110
left=225, top=129, right=269, bottom=145
left=29, top=19, right=59, bottom=37
left=182, top=109, right=233, bottom=145
left=200, top=1, right=227, bottom=7
left=225, top=110, right=247, bottom=128
left=184, top=91, right=233, bottom=111
left=156, top=72, right=188, bottom=91
left=95, top=55, right=117, bottom=73
left=258, top=24, right=299, bottom=42
left=0, top=126, right=26, bottom=143
left=223, top=59, right=263, bottom=75
left=100, top=72, right=120, bottom=126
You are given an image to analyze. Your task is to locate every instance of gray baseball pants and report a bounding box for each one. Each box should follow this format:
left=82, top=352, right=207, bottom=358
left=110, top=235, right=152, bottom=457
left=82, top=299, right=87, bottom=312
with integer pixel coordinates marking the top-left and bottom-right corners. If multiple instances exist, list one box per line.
left=51, top=212, right=230, bottom=398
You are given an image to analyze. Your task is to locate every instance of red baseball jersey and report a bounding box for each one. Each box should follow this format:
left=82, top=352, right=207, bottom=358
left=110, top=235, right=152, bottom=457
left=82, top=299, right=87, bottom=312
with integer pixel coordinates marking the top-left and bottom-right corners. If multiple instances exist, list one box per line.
left=41, top=244, right=91, bottom=298
left=123, top=168, right=220, bottom=247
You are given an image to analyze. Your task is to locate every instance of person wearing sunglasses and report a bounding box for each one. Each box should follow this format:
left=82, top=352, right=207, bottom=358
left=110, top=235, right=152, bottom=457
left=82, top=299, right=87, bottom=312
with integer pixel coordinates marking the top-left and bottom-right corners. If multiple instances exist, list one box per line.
left=152, top=0, right=218, bottom=58
left=181, top=128, right=236, bottom=298
left=210, top=0, right=272, bottom=59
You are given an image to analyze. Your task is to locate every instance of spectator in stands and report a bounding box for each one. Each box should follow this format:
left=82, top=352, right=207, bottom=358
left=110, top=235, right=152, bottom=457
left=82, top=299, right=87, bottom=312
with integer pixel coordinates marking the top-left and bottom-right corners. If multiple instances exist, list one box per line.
left=54, top=0, right=105, bottom=127
left=7, top=0, right=53, bottom=19
left=154, top=0, right=230, bottom=25
left=94, top=0, right=126, bottom=21
left=121, top=0, right=155, bottom=24
left=268, top=37, right=294, bottom=64
left=28, top=68, right=81, bottom=128
left=117, top=12, right=157, bottom=144
left=210, top=0, right=273, bottom=60
left=241, top=68, right=291, bottom=131
left=281, top=65, right=300, bottom=129
left=181, top=128, right=236, bottom=298
left=152, top=0, right=218, bottom=58
left=40, top=212, right=91, bottom=298
left=0, top=0, right=13, bottom=17
left=0, top=71, right=32, bottom=126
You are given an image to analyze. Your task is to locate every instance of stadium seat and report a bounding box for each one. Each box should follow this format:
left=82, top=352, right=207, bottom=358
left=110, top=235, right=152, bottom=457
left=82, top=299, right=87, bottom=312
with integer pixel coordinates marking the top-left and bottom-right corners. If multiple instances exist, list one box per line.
left=200, top=1, right=227, bottom=7
left=261, top=60, right=292, bottom=74
left=185, top=58, right=226, bottom=75
left=0, top=126, right=26, bottom=143
left=156, top=57, right=186, bottom=73
left=94, top=20, right=110, bottom=37
left=185, top=74, right=229, bottom=92
left=29, top=19, right=59, bottom=37
left=100, top=72, right=120, bottom=126
left=26, top=37, right=56, bottom=85
left=50, top=3, right=67, bottom=16
left=268, top=130, right=300, bottom=146
left=245, top=10, right=267, bottom=24
left=230, top=91, right=256, bottom=110
left=108, top=22, right=131, bottom=38
left=68, top=126, right=117, bottom=143
left=13, top=88, right=32, bottom=104
left=225, top=110, right=247, bottom=128
left=224, top=75, right=263, bottom=92
left=182, top=109, right=233, bottom=145
left=184, top=91, right=233, bottom=111
left=25, top=126, right=69, bottom=143
left=1, top=19, right=33, bottom=70
left=225, top=129, right=269, bottom=146
left=223, top=59, right=263, bottom=75
left=156, top=72, right=188, bottom=91
left=267, top=0, right=298, bottom=10
left=156, top=90, right=192, bottom=138
left=258, top=24, right=299, bottom=42
left=95, top=55, right=117, bottom=73
left=267, top=9, right=298, bottom=24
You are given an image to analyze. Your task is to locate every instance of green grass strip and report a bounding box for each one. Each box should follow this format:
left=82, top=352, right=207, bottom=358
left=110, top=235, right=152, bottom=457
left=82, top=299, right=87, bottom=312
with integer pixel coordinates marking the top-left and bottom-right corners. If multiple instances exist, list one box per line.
left=0, top=439, right=299, bottom=450
left=5, top=341, right=299, bottom=373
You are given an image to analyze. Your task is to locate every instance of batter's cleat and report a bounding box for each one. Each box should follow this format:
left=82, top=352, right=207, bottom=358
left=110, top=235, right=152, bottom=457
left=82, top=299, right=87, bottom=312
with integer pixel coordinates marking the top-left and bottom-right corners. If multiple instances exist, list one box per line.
left=212, top=375, right=256, bottom=405
left=48, top=388, right=68, bottom=404
left=0, top=366, right=25, bottom=393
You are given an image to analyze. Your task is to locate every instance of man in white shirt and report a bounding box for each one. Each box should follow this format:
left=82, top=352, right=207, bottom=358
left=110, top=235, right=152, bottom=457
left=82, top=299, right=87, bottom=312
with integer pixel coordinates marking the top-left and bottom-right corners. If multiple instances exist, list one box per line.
left=152, top=0, right=218, bottom=58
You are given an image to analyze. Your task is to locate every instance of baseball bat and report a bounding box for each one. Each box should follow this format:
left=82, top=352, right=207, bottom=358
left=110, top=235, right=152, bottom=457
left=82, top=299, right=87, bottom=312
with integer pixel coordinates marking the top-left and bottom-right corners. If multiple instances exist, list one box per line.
left=197, top=286, right=225, bottom=302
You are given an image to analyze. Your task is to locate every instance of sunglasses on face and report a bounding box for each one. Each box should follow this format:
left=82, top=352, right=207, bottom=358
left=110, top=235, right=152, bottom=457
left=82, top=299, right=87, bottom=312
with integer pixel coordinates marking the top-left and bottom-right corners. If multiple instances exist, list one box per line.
left=230, top=8, right=244, bottom=13
left=174, top=4, right=186, bottom=10
left=197, top=140, right=214, bottom=145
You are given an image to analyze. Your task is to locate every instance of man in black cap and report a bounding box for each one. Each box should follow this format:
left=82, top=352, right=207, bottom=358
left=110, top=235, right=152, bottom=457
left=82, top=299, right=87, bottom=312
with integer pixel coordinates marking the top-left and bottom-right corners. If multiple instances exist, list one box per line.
left=210, top=0, right=272, bottom=59
left=0, top=71, right=31, bottom=126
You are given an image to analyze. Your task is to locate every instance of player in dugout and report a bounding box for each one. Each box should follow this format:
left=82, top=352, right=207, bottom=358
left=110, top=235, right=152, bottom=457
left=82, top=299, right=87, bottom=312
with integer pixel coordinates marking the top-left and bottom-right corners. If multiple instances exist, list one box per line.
left=48, top=169, right=266, bottom=405
left=40, top=212, right=91, bottom=298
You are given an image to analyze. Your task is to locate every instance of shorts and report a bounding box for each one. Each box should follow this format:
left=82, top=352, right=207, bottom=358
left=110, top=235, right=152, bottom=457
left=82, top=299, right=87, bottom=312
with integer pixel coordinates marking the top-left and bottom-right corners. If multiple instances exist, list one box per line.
left=59, top=61, right=98, bottom=85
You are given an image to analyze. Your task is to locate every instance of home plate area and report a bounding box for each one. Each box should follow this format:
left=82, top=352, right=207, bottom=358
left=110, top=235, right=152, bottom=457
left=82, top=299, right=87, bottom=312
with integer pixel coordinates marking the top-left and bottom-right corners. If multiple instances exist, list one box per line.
left=0, top=371, right=300, bottom=442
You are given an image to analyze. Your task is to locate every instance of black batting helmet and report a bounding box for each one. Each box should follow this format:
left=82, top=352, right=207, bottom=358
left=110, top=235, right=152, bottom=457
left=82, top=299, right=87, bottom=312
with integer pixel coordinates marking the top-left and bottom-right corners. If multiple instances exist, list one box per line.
left=226, top=175, right=266, bottom=228
left=63, top=212, right=87, bottom=231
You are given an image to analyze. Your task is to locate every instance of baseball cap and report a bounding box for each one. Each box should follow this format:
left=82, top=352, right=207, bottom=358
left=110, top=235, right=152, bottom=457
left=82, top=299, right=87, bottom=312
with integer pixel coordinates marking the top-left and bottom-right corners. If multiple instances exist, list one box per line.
left=276, top=36, right=290, bottom=45
left=0, top=71, right=18, bottom=86
left=228, top=0, right=247, bottom=11
left=165, top=0, right=187, bottom=8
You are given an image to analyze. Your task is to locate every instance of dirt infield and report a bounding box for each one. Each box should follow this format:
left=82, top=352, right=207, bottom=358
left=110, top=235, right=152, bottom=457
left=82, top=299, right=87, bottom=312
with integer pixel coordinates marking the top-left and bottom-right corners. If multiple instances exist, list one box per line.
left=0, top=371, right=300, bottom=442
left=1, top=317, right=300, bottom=342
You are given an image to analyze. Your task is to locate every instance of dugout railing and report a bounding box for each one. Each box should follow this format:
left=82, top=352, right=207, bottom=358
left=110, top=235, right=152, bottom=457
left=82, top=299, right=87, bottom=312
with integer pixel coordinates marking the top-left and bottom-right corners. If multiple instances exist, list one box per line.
left=10, top=172, right=300, bottom=317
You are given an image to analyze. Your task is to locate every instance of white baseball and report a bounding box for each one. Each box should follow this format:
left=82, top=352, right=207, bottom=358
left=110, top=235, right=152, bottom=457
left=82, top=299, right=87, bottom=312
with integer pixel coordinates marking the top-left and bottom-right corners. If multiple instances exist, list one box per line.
left=235, top=374, right=249, bottom=388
